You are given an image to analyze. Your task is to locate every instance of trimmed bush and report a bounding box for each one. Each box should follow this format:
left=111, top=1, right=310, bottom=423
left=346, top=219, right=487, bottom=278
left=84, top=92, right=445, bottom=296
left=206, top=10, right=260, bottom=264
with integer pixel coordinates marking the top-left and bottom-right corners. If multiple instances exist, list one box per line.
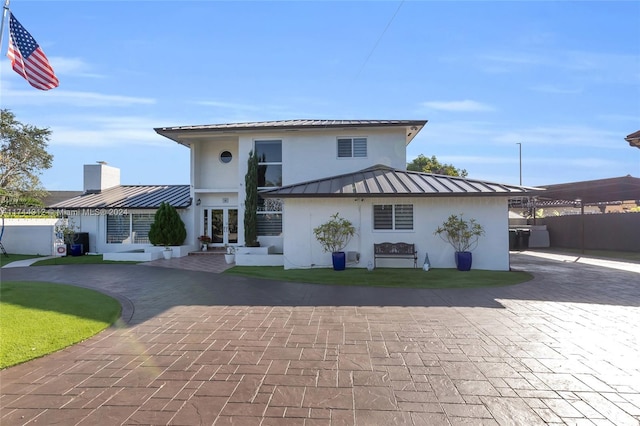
left=148, top=202, right=186, bottom=246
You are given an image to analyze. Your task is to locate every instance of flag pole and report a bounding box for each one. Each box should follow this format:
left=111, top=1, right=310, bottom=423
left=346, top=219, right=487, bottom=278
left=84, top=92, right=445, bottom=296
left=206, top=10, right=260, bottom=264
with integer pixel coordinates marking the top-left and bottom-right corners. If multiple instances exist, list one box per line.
left=0, top=0, right=10, bottom=55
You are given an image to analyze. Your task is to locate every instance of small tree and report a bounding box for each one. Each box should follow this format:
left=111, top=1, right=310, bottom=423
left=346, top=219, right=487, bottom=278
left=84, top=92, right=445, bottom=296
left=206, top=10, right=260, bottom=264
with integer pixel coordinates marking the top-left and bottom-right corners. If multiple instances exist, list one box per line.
left=0, top=109, right=54, bottom=206
left=148, top=202, right=187, bottom=246
left=313, top=213, right=356, bottom=253
left=407, top=154, right=467, bottom=177
left=244, top=150, right=259, bottom=247
left=434, top=213, right=484, bottom=252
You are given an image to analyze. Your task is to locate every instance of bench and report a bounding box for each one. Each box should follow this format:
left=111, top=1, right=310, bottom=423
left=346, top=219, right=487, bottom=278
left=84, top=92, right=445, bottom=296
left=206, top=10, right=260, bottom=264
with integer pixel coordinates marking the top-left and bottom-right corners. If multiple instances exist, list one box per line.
left=373, top=242, right=418, bottom=268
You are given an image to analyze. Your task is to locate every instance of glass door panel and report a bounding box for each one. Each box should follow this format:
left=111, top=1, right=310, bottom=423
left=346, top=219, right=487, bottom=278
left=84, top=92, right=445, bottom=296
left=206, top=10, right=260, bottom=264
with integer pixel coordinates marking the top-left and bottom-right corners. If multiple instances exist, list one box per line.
left=210, top=209, right=224, bottom=243
left=228, top=209, right=238, bottom=244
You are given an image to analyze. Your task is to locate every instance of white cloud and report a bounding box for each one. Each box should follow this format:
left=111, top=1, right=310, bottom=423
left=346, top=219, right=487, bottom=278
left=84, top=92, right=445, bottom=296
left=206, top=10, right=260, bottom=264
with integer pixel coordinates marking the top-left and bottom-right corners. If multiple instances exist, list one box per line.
left=421, top=100, right=495, bottom=112
left=529, top=84, right=582, bottom=94
left=47, top=115, right=169, bottom=147
left=1, top=85, right=155, bottom=107
left=48, top=57, right=105, bottom=78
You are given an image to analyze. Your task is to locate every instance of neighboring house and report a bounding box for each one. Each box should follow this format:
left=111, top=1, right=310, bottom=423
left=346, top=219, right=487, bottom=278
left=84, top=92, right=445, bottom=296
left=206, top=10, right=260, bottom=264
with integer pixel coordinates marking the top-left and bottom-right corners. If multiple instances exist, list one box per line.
left=49, top=163, right=191, bottom=254
left=155, top=119, right=534, bottom=270
left=625, top=130, right=640, bottom=148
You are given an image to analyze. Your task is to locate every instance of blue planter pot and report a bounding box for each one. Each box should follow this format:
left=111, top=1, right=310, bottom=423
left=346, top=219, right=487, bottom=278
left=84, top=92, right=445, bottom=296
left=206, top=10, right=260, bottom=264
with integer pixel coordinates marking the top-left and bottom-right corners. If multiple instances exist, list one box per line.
left=455, top=251, right=472, bottom=271
left=332, top=252, right=346, bottom=271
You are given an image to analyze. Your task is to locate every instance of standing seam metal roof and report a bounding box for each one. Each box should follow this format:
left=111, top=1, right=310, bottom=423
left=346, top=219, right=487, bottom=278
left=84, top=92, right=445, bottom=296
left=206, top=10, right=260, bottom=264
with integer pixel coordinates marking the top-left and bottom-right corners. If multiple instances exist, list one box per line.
left=260, top=165, right=537, bottom=198
left=49, top=185, right=191, bottom=209
left=154, top=119, right=428, bottom=133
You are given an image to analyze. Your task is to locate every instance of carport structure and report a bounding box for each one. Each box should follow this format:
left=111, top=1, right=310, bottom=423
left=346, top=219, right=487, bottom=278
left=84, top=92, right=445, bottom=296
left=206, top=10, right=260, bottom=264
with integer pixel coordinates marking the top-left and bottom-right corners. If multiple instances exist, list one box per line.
left=532, top=176, right=640, bottom=253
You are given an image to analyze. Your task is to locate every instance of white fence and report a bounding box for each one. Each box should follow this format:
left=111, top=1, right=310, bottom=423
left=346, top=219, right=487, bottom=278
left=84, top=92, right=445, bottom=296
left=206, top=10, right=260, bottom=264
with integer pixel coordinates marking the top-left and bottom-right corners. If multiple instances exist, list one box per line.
left=1, top=218, right=58, bottom=256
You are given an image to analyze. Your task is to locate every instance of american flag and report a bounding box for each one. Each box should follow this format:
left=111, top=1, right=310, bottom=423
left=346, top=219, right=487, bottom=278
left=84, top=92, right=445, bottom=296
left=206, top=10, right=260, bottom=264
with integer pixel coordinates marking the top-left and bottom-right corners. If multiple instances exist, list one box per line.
left=7, top=12, right=59, bottom=90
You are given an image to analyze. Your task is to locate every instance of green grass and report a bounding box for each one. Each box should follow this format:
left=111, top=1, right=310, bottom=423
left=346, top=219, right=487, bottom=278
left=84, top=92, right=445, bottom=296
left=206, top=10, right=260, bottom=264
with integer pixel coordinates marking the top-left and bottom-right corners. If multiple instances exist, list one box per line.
left=0, top=281, right=121, bottom=369
left=225, top=266, right=532, bottom=289
left=0, top=253, right=44, bottom=267
left=31, top=254, right=140, bottom=266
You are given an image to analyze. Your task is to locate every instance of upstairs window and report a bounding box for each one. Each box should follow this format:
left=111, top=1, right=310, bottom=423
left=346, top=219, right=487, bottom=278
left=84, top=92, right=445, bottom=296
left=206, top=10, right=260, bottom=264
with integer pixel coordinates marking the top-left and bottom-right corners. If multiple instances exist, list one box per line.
left=373, top=204, right=413, bottom=230
left=255, top=140, right=282, bottom=188
left=337, top=137, right=367, bottom=158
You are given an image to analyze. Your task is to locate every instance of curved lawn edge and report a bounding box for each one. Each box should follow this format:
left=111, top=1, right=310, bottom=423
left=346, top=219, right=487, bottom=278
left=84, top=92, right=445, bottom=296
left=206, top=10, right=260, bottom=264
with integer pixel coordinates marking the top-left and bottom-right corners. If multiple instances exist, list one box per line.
left=0, top=281, right=123, bottom=369
left=225, top=267, right=534, bottom=289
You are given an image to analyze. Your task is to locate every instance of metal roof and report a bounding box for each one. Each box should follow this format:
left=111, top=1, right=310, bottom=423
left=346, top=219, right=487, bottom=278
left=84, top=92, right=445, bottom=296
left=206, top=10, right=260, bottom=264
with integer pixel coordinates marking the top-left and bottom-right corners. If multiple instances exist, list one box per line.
left=49, top=185, right=191, bottom=209
left=154, top=119, right=428, bottom=146
left=260, top=165, right=538, bottom=198
left=536, top=176, right=640, bottom=204
left=626, top=130, right=640, bottom=148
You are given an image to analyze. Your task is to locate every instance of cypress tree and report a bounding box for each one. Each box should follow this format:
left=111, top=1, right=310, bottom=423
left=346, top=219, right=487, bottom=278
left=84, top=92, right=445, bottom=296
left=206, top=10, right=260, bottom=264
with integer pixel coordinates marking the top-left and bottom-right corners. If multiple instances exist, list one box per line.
left=149, top=202, right=187, bottom=246
left=244, top=150, right=259, bottom=247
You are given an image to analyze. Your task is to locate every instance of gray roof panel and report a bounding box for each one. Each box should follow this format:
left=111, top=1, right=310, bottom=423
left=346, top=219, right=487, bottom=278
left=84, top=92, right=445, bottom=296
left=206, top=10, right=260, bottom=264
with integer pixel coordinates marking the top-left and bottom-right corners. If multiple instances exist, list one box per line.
left=50, top=185, right=191, bottom=209
left=261, top=165, right=539, bottom=198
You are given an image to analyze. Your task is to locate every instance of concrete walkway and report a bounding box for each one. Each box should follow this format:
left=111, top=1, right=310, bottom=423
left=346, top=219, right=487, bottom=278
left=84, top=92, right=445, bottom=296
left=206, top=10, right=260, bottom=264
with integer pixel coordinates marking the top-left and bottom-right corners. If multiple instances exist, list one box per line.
left=1, top=256, right=56, bottom=268
left=1, top=252, right=639, bottom=425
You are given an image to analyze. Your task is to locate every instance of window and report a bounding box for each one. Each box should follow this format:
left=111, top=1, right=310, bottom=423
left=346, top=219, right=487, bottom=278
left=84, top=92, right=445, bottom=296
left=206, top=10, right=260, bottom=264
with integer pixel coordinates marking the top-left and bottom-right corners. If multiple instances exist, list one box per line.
left=220, top=150, right=233, bottom=163
left=255, top=140, right=282, bottom=187
left=337, top=137, right=367, bottom=158
left=257, top=196, right=282, bottom=236
left=106, top=212, right=156, bottom=243
left=373, top=204, right=413, bottom=230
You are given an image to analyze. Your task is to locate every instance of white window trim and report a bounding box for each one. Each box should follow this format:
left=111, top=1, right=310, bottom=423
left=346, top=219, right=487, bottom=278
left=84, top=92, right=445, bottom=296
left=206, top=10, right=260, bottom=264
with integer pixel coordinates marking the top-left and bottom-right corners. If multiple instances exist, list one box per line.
left=337, top=136, right=368, bottom=159
left=373, top=204, right=414, bottom=232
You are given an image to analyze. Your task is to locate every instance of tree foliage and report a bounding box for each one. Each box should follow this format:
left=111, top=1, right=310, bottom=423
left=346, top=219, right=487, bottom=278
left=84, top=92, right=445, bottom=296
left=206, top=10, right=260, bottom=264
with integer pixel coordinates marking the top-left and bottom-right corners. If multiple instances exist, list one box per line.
left=244, top=150, right=259, bottom=247
left=0, top=109, right=53, bottom=205
left=434, top=213, right=484, bottom=252
left=313, top=213, right=356, bottom=253
left=148, top=202, right=187, bottom=246
left=407, top=154, right=467, bottom=177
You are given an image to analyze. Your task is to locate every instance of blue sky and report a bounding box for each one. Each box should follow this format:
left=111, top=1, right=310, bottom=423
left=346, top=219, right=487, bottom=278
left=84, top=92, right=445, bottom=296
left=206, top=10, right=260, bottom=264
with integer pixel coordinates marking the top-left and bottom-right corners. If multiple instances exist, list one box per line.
left=2, top=1, right=639, bottom=190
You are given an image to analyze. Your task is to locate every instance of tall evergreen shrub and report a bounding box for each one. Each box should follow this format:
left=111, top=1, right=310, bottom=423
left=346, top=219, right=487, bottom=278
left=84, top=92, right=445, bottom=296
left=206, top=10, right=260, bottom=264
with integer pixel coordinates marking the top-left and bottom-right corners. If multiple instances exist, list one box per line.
left=244, top=149, right=259, bottom=247
left=148, top=202, right=187, bottom=246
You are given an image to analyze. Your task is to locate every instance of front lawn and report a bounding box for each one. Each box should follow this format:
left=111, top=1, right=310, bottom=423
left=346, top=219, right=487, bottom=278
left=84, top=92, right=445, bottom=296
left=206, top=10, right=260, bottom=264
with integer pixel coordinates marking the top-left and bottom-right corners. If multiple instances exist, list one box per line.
left=225, top=266, right=532, bottom=289
left=0, top=281, right=121, bottom=369
left=0, top=253, right=44, bottom=267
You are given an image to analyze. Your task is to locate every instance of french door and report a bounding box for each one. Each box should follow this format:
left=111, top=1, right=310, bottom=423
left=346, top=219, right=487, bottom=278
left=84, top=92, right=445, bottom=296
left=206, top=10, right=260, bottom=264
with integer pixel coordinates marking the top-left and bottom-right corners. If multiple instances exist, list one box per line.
left=203, top=207, right=238, bottom=246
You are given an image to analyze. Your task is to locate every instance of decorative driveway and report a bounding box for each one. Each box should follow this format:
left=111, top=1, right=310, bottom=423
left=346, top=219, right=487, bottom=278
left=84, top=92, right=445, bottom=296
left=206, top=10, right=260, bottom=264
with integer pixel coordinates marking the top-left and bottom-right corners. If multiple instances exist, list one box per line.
left=1, top=252, right=639, bottom=425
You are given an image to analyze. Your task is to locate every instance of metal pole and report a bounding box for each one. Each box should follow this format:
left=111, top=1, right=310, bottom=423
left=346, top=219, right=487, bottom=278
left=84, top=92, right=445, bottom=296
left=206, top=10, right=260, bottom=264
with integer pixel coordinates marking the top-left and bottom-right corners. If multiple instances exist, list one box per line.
left=516, top=142, right=522, bottom=186
left=0, top=0, right=11, bottom=54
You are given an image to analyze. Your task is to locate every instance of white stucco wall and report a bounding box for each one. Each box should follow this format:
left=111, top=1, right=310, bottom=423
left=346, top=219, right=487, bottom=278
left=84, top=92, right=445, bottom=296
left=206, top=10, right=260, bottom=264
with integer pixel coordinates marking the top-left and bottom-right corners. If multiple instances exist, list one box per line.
left=68, top=208, right=194, bottom=254
left=193, top=140, right=239, bottom=189
left=281, top=197, right=510, bottom=271
left=2, top=218, right=57, bottom=255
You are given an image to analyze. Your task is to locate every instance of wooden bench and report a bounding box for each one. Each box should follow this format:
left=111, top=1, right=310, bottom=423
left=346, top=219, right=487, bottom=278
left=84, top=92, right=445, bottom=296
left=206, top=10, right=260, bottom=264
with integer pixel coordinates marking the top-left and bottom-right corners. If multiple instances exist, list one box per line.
left=373, top=242, right=418, bottom=268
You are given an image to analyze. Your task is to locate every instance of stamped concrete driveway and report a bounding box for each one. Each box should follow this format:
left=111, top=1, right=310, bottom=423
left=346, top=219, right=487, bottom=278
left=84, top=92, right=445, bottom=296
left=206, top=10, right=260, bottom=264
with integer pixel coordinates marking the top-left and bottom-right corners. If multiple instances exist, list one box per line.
left=1, top=252, right=639, bottom=425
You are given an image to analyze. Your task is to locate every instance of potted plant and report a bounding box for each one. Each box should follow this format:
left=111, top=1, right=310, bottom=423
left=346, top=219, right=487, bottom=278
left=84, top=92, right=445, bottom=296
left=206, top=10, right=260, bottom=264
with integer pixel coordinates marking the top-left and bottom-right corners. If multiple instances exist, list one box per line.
left=313, top=213, right=356, bottom=271
left=224, top=245, right=236, bottom=264
left=434, top=213, right=484, bottom=271
left=54, top=217, right=79, bottom=256
left=198, top=235, right=211, bottom=251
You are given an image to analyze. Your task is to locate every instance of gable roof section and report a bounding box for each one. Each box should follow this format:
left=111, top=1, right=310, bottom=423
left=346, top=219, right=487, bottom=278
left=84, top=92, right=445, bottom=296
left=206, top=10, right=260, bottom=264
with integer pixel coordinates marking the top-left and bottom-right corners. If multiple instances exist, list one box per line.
left=260, top=165, right=537, bottom=198
left=625, top=130, right=640, bottom=148
left=50, top=185, right=191, bottom=209
left=537, top=176, right=640, bottom=204
left=155, top=119, right=428, bottom=146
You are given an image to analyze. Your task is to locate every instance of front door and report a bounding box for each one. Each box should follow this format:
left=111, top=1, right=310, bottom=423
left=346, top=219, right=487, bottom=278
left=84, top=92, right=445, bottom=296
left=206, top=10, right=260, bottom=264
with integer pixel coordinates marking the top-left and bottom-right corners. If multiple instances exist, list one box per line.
left=203, top=208, right=238, bottom=246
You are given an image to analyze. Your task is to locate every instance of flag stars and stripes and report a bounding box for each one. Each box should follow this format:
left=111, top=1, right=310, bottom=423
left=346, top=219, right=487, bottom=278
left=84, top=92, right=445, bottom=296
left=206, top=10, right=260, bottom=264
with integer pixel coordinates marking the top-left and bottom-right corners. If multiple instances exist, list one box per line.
left=7, top=12, right=59, bottom=90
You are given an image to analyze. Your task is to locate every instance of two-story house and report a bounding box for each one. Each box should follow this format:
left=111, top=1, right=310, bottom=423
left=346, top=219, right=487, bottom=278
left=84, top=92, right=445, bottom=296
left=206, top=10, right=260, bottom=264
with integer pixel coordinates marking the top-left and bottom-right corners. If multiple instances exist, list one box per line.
left=155, top=119, right=533, bottom=270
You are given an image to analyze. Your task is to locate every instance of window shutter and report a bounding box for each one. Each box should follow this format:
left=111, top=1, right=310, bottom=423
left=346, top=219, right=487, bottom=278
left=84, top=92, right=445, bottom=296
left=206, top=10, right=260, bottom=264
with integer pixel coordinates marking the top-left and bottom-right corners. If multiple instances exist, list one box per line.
left=353, top=138, right=367, bottom=157
left=373, top=205, right=393, bottom=230
left=337, top=139, right=352, bottom=157
left=394, top=204, right=414, bottom=230
left=132, top=213, right=155, bottom=243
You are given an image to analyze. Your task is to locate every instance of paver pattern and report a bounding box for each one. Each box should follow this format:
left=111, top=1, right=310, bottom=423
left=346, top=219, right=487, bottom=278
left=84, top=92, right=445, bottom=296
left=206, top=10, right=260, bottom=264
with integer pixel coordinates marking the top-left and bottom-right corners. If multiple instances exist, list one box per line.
left=1, top=253, right=639, bottom=425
